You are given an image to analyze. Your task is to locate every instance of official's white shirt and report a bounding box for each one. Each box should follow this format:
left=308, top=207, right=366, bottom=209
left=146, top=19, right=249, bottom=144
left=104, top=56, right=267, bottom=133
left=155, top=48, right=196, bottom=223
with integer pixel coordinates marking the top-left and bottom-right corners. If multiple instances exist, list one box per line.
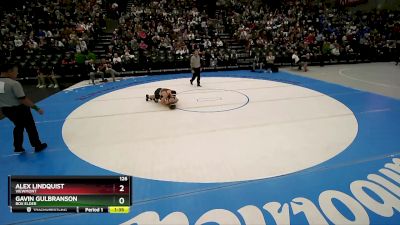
left=292, top=54, right=300, bottom=63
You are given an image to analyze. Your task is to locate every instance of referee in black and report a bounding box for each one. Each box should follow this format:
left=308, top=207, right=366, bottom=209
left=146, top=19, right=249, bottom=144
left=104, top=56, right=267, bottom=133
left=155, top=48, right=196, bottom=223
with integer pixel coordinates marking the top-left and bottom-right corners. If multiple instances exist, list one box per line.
left=0, top=63, right=47, bottom=153
left=190, top=49, right=202, bottom=87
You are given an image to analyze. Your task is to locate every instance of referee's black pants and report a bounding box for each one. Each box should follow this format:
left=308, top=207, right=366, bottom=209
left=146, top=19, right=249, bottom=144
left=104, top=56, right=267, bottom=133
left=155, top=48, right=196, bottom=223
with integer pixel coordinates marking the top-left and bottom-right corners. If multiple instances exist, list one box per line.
left=2, top=105, right=41, bottom=150
left=190, top=68, right=201, bottom=86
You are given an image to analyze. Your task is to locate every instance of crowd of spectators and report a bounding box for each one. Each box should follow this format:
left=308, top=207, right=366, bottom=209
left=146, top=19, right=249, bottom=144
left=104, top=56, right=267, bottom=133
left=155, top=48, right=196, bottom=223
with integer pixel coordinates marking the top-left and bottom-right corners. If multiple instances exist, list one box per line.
left=224, top=0, right=400, bottom=67
left=106, top=0, right=241, bottom=71
left=1, top=0, right=400, bottom=80
left=0, top=0, right=106, bottom=86
left=105, top=0, right=400, bottom=72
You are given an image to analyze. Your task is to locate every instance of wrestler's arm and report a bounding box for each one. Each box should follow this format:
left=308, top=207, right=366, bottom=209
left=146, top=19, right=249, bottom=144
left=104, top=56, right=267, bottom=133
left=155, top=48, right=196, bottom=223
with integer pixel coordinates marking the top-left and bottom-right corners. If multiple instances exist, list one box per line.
left=168, top=97, right=178, bottom=104
left=159, top=92, right=169, bottom=105
left=160, top=98, right=167, bottom=105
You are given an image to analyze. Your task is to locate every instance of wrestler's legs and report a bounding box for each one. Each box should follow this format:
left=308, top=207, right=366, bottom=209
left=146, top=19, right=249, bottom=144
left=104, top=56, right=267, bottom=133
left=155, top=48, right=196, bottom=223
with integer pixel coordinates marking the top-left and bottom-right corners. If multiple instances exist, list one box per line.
left=146, top=94, right=158, bottom=102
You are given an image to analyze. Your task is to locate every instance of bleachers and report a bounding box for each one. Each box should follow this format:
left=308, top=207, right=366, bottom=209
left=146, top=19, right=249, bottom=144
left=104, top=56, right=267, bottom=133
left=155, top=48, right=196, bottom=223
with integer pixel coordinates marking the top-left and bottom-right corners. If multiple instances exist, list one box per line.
left=1, top=0, right=399, bottom=81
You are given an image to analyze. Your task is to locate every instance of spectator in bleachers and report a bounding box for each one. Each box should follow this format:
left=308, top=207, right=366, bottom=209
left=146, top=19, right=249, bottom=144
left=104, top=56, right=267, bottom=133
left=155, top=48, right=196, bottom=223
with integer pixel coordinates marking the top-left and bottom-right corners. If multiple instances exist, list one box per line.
left=35, top=67, right=45, bottom=89
left=331, top=44, right=341, bottom=61
left=210, top=51, right=218, bottom=67
left=139, top=40, right=148, bottom=50
left=176, top=45, right=189, bottom=58
left=230, top=50, right=238, bottom=66
left=292, top=51, right=302, bottom=71
left=36, top=66, right=59, bottom=89
left=203, top=39, right=212, bottom=50
left=76, top=38, right=88, bottom=54
left=47, top=66, right=59, bottom=89
left=265, top=52, right=276, bottom=73
left=99, top=58, right=119, bottom=82
left=87, top=59, right=105, bottom=85
left=112, top=53, right=124, bottom=71
left=216, top=38, right=224, bottom=48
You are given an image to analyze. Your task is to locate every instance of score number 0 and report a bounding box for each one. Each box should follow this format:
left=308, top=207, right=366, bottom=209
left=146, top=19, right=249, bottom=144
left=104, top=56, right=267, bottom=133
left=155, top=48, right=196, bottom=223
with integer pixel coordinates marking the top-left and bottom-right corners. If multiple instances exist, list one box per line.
left=118, top=176, right=128, bottom=205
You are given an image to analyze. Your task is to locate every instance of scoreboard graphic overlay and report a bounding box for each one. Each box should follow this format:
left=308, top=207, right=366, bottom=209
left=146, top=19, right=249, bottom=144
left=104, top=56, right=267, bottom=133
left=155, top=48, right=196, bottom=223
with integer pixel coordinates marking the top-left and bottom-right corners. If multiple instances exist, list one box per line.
left=9, top=176, right=131, bottom=213
left=0, top=70, right=399, bottom=225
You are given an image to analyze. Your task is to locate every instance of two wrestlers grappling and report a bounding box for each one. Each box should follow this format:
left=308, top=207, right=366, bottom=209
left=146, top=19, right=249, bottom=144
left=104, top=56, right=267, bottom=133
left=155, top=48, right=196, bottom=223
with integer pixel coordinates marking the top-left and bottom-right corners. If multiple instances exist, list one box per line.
left=146, top=88, right=178, bottom=110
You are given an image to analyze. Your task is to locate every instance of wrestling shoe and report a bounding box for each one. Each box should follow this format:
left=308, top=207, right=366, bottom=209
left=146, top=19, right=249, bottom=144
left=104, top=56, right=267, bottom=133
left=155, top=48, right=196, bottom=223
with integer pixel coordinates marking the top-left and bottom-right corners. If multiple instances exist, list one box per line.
left=146, top=95, right=149, bottom=101
left=35, top=143, right=47, bottom=152
left=190, top=80, right=193, bottom=85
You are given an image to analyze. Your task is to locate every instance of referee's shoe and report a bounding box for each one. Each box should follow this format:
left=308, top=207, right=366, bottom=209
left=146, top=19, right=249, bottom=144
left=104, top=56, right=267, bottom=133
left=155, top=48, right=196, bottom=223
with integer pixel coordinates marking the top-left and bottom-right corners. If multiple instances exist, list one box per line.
left=35, top=143, right=47, bottom=152
left=14, top=143, right=47, bottom=153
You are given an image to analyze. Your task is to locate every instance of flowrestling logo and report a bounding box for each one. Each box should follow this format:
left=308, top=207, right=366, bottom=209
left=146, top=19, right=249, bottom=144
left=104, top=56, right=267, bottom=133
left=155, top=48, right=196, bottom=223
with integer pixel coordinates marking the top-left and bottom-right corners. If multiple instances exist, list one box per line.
left=122, top=157, right=400, bottom=225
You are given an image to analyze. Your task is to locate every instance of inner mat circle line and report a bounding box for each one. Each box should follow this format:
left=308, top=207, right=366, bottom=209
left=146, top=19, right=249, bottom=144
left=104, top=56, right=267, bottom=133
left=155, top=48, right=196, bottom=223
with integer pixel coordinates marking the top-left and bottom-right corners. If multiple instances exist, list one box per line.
left=176, top=88, right=250, bottom=113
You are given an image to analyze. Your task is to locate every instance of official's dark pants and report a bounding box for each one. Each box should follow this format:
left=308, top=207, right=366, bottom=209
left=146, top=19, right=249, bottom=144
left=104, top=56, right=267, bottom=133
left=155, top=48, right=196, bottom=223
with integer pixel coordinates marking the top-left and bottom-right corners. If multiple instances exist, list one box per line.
left=2, top=105, right=42, bottom=150
left=190, top=68, right=201, bottom=85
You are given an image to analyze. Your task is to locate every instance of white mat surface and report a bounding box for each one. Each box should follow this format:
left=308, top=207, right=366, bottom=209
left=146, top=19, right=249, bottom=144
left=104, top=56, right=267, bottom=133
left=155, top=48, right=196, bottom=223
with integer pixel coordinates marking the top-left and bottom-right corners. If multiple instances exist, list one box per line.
left=62, top=77, right=358, bottom=183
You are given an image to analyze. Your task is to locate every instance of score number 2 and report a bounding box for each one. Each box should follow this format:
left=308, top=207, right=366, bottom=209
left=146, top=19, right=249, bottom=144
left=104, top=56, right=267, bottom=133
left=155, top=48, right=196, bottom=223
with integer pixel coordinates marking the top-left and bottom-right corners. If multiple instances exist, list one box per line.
left=118, top=177, right=128, bottom=192
left=118, top=176, right=127, bottom=192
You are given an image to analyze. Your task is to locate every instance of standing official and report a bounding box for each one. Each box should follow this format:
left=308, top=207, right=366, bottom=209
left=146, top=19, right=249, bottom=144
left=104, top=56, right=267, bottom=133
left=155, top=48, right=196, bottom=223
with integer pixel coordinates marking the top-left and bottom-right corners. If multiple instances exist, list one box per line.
left=190, top=49, right=202, bottom=87
left=0, top=63, right=47, bottom=153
